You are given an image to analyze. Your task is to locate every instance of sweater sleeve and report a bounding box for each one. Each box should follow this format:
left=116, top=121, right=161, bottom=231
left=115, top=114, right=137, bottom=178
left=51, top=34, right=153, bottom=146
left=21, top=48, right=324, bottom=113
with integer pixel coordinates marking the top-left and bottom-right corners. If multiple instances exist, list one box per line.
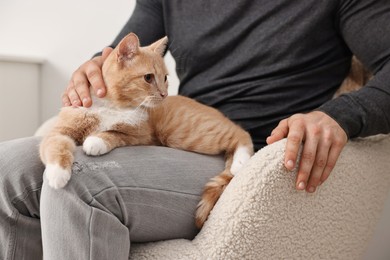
left=94, top=0, right=165, bottom=56
left=318, top=0, right=390, bottom=138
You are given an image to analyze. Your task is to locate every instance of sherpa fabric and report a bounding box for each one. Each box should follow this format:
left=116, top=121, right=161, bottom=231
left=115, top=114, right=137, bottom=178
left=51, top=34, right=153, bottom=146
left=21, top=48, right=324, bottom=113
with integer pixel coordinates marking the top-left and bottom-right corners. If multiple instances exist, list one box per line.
left=130, top=135, right=390, bottom=260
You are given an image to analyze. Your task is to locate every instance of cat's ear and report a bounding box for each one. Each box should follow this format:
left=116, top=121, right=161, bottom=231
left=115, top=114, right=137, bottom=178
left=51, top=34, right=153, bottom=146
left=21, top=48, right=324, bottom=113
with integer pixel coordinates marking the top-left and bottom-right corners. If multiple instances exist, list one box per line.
left=117, top=33, right=140, bottom=62
left=150, top=36, right=168, bottom=57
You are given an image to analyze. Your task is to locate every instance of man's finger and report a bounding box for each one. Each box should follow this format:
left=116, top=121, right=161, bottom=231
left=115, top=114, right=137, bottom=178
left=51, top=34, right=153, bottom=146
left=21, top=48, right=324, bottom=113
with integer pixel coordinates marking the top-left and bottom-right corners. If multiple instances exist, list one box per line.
left=306, top=138, right=331, bottom=192
left=102, top=47, right=113, bottom=60
left=296, top=132, right=319, bottom=191
left=89, top=47, right=112, bottom=98
left=72, top=72, right=92, bottom=107
left=284, top=120, right=305, bottom=171
left=85, top=65, right=106, bottom=104
left=62, top=92, right=71, bottom=107
left=67, top=86, right=82, bottom=107
left=319, top=142, right=343, bottom=184
left=266, top=119, right=288, bottom=144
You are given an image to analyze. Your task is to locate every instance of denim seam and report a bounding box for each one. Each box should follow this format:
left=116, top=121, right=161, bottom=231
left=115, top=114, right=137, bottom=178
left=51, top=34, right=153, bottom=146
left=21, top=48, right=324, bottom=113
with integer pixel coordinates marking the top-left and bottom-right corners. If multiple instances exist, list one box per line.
left=1, top=177, right=25, bottom=260
left=6, top=185, right=42, bottom=260
left=88, top=207, right=93, bottom=260
left=10, top=183, right=43, bottom=205
left=87, top=187, right=201, bottom=237
left=87, top=194, right=198, bottom=224
left=7, top=210, right=19, bottom=260
left=89, top=186, right=200, bottom=204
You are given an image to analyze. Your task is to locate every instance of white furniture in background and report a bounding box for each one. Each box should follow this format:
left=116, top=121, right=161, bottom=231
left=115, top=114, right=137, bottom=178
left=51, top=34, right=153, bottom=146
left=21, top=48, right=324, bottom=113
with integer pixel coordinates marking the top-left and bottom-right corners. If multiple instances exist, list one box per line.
left=0, top=55, right=44, bottom=142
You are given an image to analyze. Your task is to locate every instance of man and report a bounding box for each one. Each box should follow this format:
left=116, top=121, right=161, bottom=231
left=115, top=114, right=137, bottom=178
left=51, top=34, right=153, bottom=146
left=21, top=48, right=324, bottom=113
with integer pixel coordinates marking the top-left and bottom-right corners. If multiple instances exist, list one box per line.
left=1, top=0, right=389, bottom=259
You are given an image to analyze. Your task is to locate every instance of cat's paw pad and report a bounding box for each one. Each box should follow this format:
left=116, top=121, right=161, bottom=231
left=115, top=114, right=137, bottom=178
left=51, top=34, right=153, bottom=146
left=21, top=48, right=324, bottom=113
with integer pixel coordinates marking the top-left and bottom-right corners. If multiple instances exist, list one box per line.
left=45, top=164, right=71, bottom=189
left=83, top=136, right=108, bottom=156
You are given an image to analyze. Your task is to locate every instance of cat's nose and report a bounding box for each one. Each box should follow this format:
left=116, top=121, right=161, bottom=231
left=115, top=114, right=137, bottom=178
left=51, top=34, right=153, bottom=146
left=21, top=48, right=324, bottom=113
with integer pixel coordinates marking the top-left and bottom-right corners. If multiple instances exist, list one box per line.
left=159, top=92, right=167, bottom=98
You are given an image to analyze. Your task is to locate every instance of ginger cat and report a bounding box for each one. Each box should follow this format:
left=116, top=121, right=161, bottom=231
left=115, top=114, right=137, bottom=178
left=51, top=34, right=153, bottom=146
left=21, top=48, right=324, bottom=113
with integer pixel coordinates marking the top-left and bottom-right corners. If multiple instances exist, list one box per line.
left=40, top=33, right=254, bottom=228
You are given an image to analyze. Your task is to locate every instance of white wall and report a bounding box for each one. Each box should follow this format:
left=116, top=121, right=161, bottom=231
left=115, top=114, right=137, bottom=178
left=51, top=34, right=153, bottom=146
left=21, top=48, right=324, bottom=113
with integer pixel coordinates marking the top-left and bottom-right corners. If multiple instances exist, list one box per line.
left=0, top=0, right=178, bottom=124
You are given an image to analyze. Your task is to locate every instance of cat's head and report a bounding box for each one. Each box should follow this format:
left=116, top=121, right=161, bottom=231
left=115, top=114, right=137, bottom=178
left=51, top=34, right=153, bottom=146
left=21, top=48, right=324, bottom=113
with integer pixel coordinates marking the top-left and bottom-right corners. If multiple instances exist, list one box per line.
left=102, top=33, right=169, bottom=109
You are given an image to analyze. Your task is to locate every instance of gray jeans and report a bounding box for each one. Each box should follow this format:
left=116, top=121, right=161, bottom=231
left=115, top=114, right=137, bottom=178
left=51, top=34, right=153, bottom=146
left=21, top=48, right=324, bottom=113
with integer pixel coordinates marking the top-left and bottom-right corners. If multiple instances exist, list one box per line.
left=0, top=137, right=224, bottom=260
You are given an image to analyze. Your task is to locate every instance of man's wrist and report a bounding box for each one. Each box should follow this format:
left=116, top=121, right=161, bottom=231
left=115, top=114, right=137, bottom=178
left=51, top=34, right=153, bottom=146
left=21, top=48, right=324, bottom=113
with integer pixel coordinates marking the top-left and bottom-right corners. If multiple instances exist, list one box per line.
left=316, top=96, right=363, bottom=139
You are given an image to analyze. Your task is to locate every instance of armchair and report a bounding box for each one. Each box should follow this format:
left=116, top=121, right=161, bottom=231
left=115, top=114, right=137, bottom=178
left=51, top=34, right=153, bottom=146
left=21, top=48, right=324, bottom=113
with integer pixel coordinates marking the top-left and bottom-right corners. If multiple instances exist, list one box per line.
left=129, top=135, right=390, bottom=259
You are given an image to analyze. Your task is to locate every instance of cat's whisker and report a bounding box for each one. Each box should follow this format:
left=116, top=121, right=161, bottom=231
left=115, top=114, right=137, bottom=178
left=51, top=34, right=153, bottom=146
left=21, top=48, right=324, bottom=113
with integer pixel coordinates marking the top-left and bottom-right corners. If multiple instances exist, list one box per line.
left=175, top=67, right=186, bottom=72
left=108, top=95, right=160, bottom=127
left=132, top=96, right=161, bottom=126
left=170, top=55, right=187, bottom=61
left=167, top=39, right=176, bottom=52
left=140, top=95, right=164, bottom=109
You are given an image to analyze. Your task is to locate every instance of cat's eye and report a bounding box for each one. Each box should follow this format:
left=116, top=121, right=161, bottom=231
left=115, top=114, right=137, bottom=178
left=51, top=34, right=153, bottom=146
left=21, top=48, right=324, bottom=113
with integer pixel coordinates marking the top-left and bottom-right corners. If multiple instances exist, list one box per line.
left=164, top=75, right=167, bottom=82
left=144, top=74, right=153, bottom=83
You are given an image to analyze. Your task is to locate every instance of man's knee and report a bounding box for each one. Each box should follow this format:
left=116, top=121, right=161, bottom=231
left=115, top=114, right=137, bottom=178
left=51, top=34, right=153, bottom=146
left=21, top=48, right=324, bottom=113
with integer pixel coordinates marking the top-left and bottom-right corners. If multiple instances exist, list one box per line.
left=0, top=137, right=44, bottom=177
left=0, top=137, right=44, bottom=207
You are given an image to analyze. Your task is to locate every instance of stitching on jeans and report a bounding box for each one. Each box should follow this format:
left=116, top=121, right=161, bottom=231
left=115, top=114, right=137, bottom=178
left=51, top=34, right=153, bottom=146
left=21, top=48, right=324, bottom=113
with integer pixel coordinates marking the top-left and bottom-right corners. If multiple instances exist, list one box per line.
left=88, top=195, right=198, bottom=219
left=7, top=210, right=19, bottom=260
left=6, top=184, right=42, bottom=259
left=87, top=188, right=200, bottom=229
left=88, top=207, right=93, bottom=260
left=11, top=183, right=43, bottom=204
left=89, top=186, right=200, bottom=203
left=1, top=178, right=23, bottom=260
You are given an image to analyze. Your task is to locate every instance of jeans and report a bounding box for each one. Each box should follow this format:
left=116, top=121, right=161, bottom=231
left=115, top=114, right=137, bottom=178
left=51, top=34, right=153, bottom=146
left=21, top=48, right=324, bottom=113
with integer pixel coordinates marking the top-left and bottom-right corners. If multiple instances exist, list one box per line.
left=0, top=137, right=224, bottom=260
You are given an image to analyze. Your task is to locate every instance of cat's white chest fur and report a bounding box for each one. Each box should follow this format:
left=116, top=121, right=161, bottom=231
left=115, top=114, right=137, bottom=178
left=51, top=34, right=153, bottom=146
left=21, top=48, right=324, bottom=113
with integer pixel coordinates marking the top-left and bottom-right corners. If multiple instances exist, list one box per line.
left=85, top=96, right=148, bottom=131
left=79, top=98, right=148, bottom=158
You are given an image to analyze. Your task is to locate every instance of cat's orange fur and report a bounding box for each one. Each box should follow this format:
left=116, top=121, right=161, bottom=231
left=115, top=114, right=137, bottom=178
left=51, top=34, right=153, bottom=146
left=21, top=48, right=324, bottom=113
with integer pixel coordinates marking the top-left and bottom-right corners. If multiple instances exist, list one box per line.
left=334, top=56, right=372, bottom=97
left=40, top=33, right=254, bottom=228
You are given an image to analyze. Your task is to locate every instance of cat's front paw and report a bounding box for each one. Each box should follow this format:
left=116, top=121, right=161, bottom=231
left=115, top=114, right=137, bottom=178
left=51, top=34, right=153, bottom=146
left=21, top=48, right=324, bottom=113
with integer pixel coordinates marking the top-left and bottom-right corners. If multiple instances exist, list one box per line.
left=45, top=164, right=71, bottom=189
left=83, top=136, right=109, bottom=156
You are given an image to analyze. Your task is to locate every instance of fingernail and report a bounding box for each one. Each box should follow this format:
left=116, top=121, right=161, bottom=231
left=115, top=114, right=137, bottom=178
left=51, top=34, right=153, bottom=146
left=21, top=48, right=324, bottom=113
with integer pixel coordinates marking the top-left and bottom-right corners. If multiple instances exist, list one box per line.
left=298, top=181, right=305, bottom=190
left=72, top=100, right=80, bottom=105
left=64, top=102, right=71, bottom=107
left=82, top=98, right=89, bottom=105
left=97, top=89, right=104, bottom=97
left=308, top=186, right=316, bottom=193
left=286, top=160, right=294, bottom=169
left=318, top=181, right=322, bottom=186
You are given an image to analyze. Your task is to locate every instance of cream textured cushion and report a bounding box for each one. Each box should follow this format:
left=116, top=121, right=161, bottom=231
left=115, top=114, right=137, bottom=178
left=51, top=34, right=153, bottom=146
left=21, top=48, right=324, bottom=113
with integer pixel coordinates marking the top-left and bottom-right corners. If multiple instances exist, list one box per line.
left=130, top=135, right=390, bottom=259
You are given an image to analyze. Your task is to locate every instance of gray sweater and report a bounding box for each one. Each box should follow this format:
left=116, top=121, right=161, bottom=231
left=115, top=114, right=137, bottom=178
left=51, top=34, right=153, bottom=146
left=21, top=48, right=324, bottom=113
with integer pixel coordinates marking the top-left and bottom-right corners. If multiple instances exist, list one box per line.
left=105, top=0, right=390, bottom=150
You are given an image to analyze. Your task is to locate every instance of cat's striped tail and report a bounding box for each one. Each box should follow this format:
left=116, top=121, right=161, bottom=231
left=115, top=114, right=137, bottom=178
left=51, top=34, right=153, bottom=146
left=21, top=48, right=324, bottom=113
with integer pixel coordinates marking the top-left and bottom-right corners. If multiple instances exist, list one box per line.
left=195, top=140, right=253, bottom=229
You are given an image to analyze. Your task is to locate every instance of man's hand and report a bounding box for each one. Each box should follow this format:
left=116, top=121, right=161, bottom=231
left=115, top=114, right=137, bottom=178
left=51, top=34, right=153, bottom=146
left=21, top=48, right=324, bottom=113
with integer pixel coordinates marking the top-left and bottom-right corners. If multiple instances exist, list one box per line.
left=62, top=47, right=113, bottom=107
left=266, top=111, right=348, bottom=193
